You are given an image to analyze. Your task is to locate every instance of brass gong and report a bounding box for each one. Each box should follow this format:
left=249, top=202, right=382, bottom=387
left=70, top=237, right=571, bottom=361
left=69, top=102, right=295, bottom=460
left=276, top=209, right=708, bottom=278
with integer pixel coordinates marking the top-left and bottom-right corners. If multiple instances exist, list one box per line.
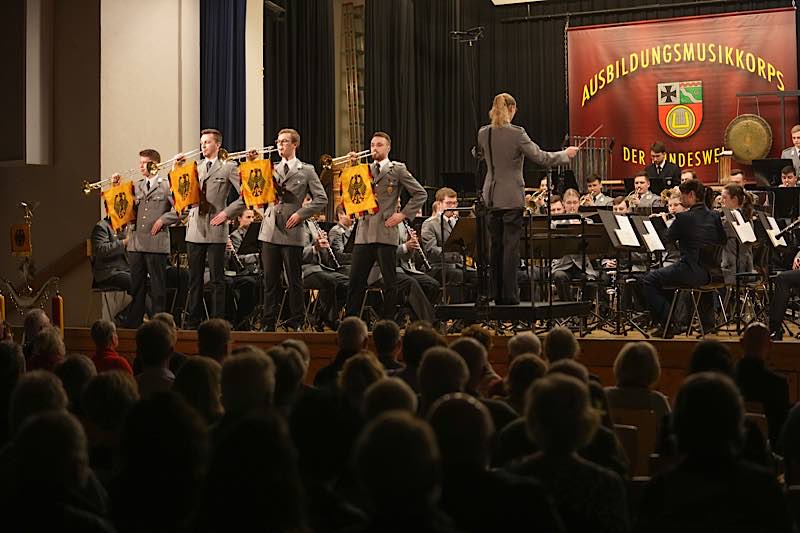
left=724, top=114, right=772, bottom=165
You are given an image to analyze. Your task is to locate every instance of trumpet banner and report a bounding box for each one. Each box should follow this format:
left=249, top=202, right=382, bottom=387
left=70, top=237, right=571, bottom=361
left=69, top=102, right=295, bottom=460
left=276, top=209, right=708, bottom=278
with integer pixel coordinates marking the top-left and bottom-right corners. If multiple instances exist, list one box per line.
left=10, top=223, right=32, bottom=257
left=340, top=164, right=378, bottom=216
left=239, top=159, right=275, bottom=207
left=102, top=182, right=136, bottom=231
left=169, top=161, right=200, bottom=213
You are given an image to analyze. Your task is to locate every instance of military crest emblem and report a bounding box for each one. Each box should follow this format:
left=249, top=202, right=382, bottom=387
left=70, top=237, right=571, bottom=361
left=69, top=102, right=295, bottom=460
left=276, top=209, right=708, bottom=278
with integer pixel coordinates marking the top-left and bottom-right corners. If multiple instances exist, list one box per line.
left=349, top=173, right=367, bottom=204
left=658, top=80, right=703, bottom=139
left=114, top=192, right=129, bottom=219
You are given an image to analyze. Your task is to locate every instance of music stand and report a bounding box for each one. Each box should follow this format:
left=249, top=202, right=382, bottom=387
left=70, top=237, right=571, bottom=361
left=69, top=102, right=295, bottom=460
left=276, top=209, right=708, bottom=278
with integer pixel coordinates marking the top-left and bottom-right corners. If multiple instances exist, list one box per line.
left=169, top=226, right=188, bottom=328
left=770, top=187, right=800, bottom=219
left=441, top=209, right=478, bottom=304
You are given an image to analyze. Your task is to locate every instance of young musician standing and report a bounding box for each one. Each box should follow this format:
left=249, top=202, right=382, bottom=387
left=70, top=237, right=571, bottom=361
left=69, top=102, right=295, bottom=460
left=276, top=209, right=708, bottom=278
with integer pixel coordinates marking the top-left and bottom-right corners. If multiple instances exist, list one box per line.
left=259, top=128, right=327, bottom=331
left=178, top=129, right=245, bottom=329
left=344, top=132, right=427, bottom=319
left=113, top=149, right=179, bottom=326
left=477, top=93, right=578, bottom=304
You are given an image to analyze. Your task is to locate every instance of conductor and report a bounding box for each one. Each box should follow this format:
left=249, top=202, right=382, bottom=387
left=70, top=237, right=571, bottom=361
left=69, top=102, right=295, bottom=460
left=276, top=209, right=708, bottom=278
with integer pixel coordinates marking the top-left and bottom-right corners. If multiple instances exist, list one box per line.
left=477, top=93, right=578, bottom=304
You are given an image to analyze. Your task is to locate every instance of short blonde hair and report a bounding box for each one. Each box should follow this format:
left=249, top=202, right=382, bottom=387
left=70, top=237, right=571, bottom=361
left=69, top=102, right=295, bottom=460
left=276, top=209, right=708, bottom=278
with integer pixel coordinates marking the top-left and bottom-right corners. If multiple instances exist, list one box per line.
left=489, top=93, right=516, bottom=127
left=613, top=341, right=661, bottom=388
left=278, top=128, right=300, bottom=145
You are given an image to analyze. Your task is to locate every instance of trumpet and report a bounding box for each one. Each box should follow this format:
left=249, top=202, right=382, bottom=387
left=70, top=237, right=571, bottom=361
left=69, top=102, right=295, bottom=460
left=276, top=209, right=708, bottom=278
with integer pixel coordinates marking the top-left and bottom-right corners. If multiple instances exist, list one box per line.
left=219, top=146, right=278, bottom=163
left=402, top=219, right=431, bottom=271
left=625, top=190, right=640, bottom=208
left=580, top=193, right=594, bottom=206
left=310, top=219, right=341, bottom=270
left=159, top=148, right=203, bottom=170
left=82, top=168, right=139, bottom=195
left=526, top=189, right=547, bottom=208
left=320, top=149, right=371, bottom=170
left=83, top=148, right=203, bottom=195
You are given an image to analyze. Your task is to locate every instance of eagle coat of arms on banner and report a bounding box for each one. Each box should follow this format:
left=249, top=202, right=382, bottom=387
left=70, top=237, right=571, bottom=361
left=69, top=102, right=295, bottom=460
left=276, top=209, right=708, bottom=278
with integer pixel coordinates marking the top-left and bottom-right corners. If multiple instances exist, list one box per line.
left=658, top=80, right=703, bottom=139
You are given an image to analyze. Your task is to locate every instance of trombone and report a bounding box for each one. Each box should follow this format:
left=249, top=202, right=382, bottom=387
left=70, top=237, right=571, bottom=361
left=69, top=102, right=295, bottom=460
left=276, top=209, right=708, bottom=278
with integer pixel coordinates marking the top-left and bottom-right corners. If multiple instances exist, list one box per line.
left=320, top=149, right=371, bottom=171
left=219, top=146, right=278, bottom=162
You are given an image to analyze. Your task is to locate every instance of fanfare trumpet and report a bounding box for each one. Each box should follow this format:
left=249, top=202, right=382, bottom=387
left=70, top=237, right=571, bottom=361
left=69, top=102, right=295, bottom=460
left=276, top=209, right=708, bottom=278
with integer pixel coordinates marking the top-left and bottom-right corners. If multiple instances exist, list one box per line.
left=580, top=193, right=594, bottom=206
left=83, top=149, right=204, bottom=195
left=320, top=149, right=371, bottom=171
left=218, top=146, right=278, bottom=163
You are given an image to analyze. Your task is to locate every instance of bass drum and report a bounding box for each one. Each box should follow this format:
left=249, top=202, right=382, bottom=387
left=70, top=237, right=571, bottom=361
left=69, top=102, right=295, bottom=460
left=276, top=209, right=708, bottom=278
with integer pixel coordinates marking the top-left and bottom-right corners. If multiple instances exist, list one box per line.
left=724, top=113, right=772, bottom=165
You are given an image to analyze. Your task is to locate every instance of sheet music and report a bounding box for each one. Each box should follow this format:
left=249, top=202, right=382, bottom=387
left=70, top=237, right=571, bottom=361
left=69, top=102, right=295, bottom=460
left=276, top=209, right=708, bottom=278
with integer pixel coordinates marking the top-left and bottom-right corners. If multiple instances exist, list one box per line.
left=767, top=216, right=788, bottom=247
left=614, top=215, right=639, bottom=247
left=731, top=210, right=757, bottom=243
left=641, top=220, right=665, bottom=251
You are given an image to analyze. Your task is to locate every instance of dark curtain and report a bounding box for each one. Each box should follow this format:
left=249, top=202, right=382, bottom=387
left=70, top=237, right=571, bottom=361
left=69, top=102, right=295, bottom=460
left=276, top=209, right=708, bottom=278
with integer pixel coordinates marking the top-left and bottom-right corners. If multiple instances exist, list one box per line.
left=264, top=0, right=335, bottom=170
left=200, top=0, right=247, bottom=154
left=365, top=0, right=797, bottom=188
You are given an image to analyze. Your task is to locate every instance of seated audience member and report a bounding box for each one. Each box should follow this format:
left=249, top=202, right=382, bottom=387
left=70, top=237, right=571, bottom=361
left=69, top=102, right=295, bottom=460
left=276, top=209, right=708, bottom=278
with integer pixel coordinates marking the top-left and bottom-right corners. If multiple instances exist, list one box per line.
left=314, top=317, right=369, bottom=390
left=90, top=319, right=133, bottom=375
left=338, top=352, right=386, bottom=415
left=54, top=354, right=97, bottom=416
left=735, top=322, right=789, bottom=447
left=22, top=308, right=51, bottom=358
left=429, top=393, right=564, bottom=533
left=111, top=392, right=209, bottom=533
left=395, top=323, right=446, bottom=392
left=197, top=318, right=232, bottom=364
left=507, top=331, right=542, bottom=360
left=449, top=337, right=518, bottom=432
left=635, top=373, right=791, bottom=532
left=151, top=312, right=188, bottom=374
left=281, top=338, right=311, bottom=368
left=81, top=371, right=139, bottom=483
left=196, top=413, right=309, bottom=533
left=173, top=356, right=223, bottom=425
left=544, top=325, right=580, bottom=362
left=8, top=411, right=116, bottom=532
left=354, top=412, right=455, bottom=532
left=604, top=341, right=671, bottom=421
left=362, top=378, right=418, bottom=421
left=0, top=341, right=25, bottom=446
left=510, top=374, right=629, bottom=533
left=494, top=360, right=628, bottom=478
left=459, top=324, right=501, bottom=395
left=8, top=370, right=69, bottom=440
left=418, top=347, right=469, bottom=416
left=215, top=347, right=275, bottom=443
left=502, top=354, right=548, bottom=415
left=134, top=320, right=175, bottom=398
left=28, top=325, right=66, bottom=371
left=266, top=345, right=307, bottom=416
left=657, top=341, right=771, bottom=468
left=372, top=319, right=404, bottom=371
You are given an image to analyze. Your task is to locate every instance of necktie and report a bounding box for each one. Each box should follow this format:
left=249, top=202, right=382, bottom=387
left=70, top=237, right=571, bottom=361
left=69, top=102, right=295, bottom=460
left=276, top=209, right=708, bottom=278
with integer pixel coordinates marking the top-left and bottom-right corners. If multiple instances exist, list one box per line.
left=206, top=160, right=212, bottom=172
left=146, top=180, right=151, bottom=191
left=282, top=162, right=289, bottom=177
left=373, top=162, right=381, bottom=177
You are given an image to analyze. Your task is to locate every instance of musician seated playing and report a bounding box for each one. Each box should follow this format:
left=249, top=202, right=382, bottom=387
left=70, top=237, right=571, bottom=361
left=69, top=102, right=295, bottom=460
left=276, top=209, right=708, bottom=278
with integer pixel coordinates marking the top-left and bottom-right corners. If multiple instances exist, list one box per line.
left=224, top=209, right=259, bottom=329
left=300, top=197, right=349, bottom=330
left=551, top=191, right=598, bottom=302
left=642, top=179, right=726, bottom=336
left=421, top=187, right=477, bottom=303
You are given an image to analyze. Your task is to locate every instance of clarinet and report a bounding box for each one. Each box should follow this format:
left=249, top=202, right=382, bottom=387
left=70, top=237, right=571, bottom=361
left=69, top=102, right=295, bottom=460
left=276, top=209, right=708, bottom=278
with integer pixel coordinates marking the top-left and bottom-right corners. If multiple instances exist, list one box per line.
left=402, top=219, right=431, bottom=271
left=310, top=219, right=341, bottom=269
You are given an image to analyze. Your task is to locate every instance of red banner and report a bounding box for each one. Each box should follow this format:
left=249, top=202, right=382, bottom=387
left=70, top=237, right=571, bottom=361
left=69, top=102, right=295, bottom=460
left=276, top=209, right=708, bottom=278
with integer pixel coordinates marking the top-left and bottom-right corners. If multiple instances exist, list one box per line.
left=568, top=8, right=798, bottom=182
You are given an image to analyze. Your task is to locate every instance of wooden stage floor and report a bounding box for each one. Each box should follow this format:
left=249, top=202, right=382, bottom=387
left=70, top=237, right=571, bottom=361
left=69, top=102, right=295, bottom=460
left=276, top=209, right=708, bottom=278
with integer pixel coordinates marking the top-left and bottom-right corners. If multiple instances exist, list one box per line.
left=63, top=327, right=800, bottom=404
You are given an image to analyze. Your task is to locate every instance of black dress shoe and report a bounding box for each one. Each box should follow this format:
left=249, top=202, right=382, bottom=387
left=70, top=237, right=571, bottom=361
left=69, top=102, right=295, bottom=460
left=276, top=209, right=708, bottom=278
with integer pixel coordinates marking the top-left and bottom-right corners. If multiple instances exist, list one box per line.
left=771, top=330, right=783, bottom=341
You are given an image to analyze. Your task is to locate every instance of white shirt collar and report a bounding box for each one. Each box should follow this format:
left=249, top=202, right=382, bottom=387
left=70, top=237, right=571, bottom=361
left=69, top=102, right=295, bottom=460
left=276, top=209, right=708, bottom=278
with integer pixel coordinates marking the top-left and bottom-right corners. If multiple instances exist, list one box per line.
left=374, top=158, right=391, bottom=172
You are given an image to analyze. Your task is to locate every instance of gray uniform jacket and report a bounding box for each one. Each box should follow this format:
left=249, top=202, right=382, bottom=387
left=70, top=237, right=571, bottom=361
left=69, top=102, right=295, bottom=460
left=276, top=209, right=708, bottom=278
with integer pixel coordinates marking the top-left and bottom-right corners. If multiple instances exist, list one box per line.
left=477, top=124, right=570, bottom=210
left=329, top=223, right=353, bottom=264
left=591, top=192, right=613, bottom=207
left=781, top=146, right=800, bottom=175
left=91, top=219, right=130, bottom=283
left=421, top=214, right=463, bottom=265
left=635, top=191, right=663, bottom=209
left=258, top=159, right=327, bottom=246
left=128, top=176, right=180, bottom=254
left=353, top=160, right=427, bottom=246
left=186, top=159, right=245, bottom=244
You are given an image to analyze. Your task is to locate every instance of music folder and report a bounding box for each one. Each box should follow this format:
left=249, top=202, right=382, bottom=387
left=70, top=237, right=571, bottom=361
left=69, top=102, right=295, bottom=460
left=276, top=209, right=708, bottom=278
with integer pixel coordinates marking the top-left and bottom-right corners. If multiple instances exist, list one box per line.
left=632, top=216, right=666, bottom=252
left=721, top=208, right=756, bottom=244
left=597, top=210, right=642, bottom=250
left=758, top=212, right=788, bottom=248
left=237, top=222, right=261, bottom=256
